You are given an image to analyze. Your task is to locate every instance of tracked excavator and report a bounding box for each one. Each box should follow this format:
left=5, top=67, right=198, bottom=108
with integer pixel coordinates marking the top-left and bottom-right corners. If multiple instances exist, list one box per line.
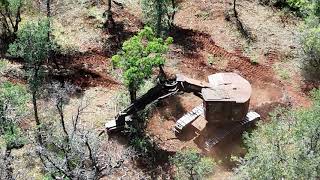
left=106, top=72, right=260, bottom=147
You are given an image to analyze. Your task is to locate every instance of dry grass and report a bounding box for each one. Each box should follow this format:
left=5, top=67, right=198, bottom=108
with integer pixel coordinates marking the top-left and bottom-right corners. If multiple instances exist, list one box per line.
left=50, top=0, right=106, bottom=53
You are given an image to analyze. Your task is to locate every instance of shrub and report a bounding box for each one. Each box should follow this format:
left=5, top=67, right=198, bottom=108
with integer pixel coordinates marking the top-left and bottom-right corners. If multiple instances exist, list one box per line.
left=170, top=149, right=216, bottom=179
left=300, top=2, right=320, bottom=79
left=287, top=0, right=308, bottom=10
left=258, top=0, right=309, bottom=13
left=234, top=89, right=320, bottom=179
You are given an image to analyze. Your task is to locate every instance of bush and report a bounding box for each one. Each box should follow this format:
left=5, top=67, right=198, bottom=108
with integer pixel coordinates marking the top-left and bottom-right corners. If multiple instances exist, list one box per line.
left=300, top=2, right=320, bottom=79
left=234, top=89, right=320, bottom=179
left=258, top=0, right=285, bottom=6
left=3, top=124, right=26, bottom=149
left=170, top=149, right=216, bottom=179
left=286, top=0, right=308, bottom=10
left=258, top=0, right=309, bottom=13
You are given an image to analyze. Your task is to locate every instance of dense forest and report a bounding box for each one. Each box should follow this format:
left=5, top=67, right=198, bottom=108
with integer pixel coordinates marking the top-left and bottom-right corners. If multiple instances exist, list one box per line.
left=0, top=0, right=319, bottom=179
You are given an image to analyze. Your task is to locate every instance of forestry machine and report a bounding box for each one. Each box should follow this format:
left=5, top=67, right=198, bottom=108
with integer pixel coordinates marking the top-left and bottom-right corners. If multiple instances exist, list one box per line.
left=106, top=73, right=260, bottom=145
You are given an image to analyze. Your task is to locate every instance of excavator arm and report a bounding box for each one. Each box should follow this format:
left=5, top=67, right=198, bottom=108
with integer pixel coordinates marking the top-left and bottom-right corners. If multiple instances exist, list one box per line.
left=105, top=74, right=209, bottom=132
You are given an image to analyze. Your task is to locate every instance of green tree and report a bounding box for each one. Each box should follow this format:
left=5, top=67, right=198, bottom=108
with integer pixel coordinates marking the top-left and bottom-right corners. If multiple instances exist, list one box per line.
left=0, top=0, right=23, bottom=42
left=8, top=19, right=52, bottom=144
left=235, top=89, right=320, bottom=179
left=112, top=27, right=173, bottom=103
left=141, top=0, right=177, bottom=37
left=170, top=149, right=216, bottom=179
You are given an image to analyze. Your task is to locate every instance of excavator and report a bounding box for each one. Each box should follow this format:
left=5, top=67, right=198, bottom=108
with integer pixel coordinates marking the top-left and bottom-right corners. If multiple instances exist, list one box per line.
left=106, top=72, right=260, bottom=148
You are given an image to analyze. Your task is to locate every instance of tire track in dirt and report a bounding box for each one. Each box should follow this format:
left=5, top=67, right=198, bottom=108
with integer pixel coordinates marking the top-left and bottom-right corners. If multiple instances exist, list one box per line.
left=190, top=30, right=280, bottom=84
left=202, top=31, right=311, bottom=108
left=172, top=28, right=311, bottom=109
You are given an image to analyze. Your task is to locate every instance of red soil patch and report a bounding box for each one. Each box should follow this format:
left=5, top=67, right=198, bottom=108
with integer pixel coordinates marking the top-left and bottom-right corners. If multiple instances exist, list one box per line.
left=147, top=27, right=311, bottom=162
left=4, top=74, right=27, bottom=85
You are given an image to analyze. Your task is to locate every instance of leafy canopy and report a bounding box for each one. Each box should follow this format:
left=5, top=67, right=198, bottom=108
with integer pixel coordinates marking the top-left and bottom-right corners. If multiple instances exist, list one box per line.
left=8, top=19, right=51, bottom=64
left=8, top=19, right=52, bottom=90
left=112, top=26, right=173, bottom=92
left=235, top=89, right=320, bottom=179
left=170, top=149, right=216, bottom=179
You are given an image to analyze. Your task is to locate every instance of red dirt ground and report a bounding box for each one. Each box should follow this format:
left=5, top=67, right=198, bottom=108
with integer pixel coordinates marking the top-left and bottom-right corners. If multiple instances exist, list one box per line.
left=2, top=1, right=317, bottom=178
left=146, top=24, right=312, bottom=177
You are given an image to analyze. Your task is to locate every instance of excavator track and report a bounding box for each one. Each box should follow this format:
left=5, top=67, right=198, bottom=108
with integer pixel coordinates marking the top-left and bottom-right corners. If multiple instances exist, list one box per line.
left=174, top=104, right=204, bottom=133
left=204, top=111, right=260, bottom=150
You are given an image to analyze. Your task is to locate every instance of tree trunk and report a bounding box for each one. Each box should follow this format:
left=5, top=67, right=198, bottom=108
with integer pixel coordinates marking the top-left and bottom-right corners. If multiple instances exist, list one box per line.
left=129, top=86, right=137, bottom=104
left=156, top=0, right=162, bottom=37
left=158, top=65, right=167, bottom=83
left=233, top=0, right=237, bottom=18
left=4, top=148, right=13, bottom=180
left=46, top=0, right=51, bottom=41
left=32, top=90, right=43, bottom=145
left=232, top=0, right=250, bottom=40
left=108, top=0, right=112, bottom=13
left=32, top=67, right=43, bottom=145
left=105, top=0, right=115, bottom=31
left=13, top=3, right=22, bottom=35
left=57, top=99, right=69, bottom=138
left=169, top=0, right=176, bottom=28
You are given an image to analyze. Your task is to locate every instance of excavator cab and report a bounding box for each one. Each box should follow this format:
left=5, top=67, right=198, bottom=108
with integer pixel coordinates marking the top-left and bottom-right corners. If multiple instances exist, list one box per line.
left=202, top=73, right=251, bottom=123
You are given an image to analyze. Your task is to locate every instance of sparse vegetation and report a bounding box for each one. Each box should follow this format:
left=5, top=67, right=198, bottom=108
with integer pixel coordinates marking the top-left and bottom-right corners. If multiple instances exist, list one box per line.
left=40, top=84, right=131, bottom=179
left=0, top=0, right=319, bottom=179
left=88, top=6, right=105, bottom=27
left=273, top=63, right=291, bottom=80
left=207, top=54, right=215, bottom=65
left=195, top=10, right=212, bottom=20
